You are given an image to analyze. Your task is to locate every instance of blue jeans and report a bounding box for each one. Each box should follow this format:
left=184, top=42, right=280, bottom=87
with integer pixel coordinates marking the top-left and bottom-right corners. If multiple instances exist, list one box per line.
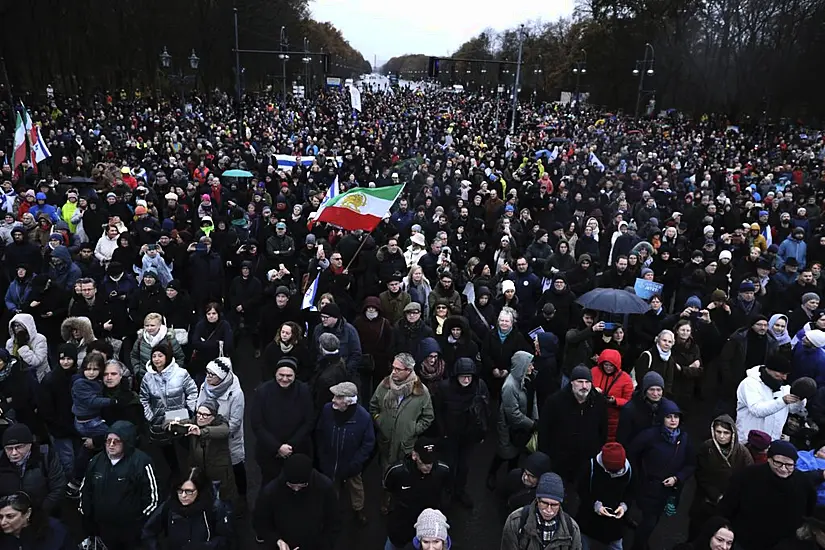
left=74, top=417, right=109, bottom=439
left=583, top=534, right=623, bottom=550
left=51, top=436, right=80, bottom=481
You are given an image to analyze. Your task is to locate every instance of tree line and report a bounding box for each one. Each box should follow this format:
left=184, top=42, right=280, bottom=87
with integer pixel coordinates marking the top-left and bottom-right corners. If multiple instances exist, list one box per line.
left=0, top=0, right=372, bottom=99
left=382, top=0, right=825, bottom=120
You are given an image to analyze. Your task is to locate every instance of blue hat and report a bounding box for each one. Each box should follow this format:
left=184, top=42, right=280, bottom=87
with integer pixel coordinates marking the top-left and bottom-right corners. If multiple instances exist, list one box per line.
left=505, top=204, right=515, bottom=212
left=535, top=472, right=565, bottom=502
left=739, top=280, right=756, bottom=292
left=35, top=192, right=47, bottom=200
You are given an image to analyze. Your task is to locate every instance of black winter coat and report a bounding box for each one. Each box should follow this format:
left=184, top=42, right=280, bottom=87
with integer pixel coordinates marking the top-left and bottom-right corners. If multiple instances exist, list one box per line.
left=37, top=366, right=76, bottom=439
left=142, top=495, right=232, bottom=550
left=252, top=470, right=341, bottom=550
left=480, top=330, right=530, bottom=380
left=538, top=388, right=608, bottom=480
left=616, top=392, right=676, bottom=447
left=0, top=444, right=66, bottom=514
left=250, top=381, right=314, bottom=475
left=576, top=457, right=634, bottom=543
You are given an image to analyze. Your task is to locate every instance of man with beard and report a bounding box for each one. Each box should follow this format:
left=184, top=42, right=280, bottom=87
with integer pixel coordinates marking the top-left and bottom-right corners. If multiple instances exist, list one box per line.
left=369, top=353, right=434, bottom=514
left=598, top=255, right=633, bottom=290
left=74, top=243, right=104, bottom=280
left=380, top=272, right=411, bottom=325
left=253, top=453, right=341, bottom=549
left=538, top=365, right=608, bottom=484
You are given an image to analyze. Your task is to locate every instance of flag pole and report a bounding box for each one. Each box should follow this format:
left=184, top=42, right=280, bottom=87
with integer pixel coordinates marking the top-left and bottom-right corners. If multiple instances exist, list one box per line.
left=343, top=229, right=374, bottom=273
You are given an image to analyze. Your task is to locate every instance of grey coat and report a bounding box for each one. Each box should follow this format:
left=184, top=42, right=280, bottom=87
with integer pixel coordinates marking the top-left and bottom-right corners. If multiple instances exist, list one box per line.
left=196, top=373, right=246, bottom=464
left=497, top=350, right=538, bottom=460
left=139, top=360, right=198, bottom=426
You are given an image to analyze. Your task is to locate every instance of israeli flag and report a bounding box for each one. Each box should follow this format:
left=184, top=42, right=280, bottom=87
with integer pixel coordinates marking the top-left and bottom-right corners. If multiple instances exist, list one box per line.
left=275, top=154, right=343, bottom=172
left=589, top=151, right=605, bottom=172
left=302, top=275, right=319, bottom=311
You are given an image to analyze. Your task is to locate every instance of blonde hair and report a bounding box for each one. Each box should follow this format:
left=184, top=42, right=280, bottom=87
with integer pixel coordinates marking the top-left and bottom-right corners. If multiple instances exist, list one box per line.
left=143, top=312, right=164, bottom=326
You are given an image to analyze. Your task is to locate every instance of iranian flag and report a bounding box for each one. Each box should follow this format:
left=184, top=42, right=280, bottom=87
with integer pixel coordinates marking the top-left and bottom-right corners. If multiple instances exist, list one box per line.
left=12, top=111, right=27, bottom=171
left=311, top=184, right=404, bottom=232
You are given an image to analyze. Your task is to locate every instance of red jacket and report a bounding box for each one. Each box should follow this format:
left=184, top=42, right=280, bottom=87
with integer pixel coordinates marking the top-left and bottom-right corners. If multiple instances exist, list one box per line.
left=591, top=349, right=634, bottom=442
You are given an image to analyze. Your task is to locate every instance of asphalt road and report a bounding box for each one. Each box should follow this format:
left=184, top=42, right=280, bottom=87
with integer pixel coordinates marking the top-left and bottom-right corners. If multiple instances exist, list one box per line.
left=61, top=336, right=715, bottom=549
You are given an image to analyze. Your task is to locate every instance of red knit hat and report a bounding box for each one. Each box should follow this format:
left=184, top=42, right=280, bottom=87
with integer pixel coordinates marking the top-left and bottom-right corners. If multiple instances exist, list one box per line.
left=601, top=442, right=626, bottom=472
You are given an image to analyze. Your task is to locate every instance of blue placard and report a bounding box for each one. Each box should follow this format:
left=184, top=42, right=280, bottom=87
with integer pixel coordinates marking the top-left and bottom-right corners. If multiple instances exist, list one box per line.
left=634, top=278, right=663, bottom=300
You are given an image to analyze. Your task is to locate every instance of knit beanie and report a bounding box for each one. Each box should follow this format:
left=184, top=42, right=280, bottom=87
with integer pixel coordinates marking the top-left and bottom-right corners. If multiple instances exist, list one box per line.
left=414, top=508, right=451, bottom=543
left=276, top=356, right=298, bottom=374
left=747, top=430, right=771, bottom=451
left=535, top=472, right=565, bottom=502
left=791, top=377, right=818, bottom=400
left=768, top=440, right=798, bottom=461
left=320, top=302, right=341, bottom=319
left=206, top=357, right=232, bottom=381
left=806, top=330, right=825, bottom=348
left=58, top=342, right=79, bottom=363
left=685, top=295, right=702, bottom=309
left=601, top=442, right=627, bottom=472
left=642, top=371, right=665, bottom=392
left=319, top=333, right=340, bottom=355
left=283, top=454, right=313, bottom=484
left=802, top=292, right=821, bottom=306
left=570, top=364, right=593, bottom=383
left=150, top=343, right=172, bottom=366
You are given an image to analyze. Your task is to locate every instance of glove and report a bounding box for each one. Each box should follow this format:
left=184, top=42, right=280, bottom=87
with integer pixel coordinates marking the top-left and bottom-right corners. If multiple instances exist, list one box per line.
left=14, top=331, right=27, bottom=346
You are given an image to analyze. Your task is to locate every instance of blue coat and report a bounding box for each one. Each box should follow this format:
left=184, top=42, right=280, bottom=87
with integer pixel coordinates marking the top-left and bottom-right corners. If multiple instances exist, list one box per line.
left=4, top=277, right=33, bottom=312
left=628, top=425, right=695, bottom=508
left=792, top=342, right=825, bottom=387
left=796, top=449, right=825, bottom=506
left=777, top=236, right=807, bottom=269
left=315, top=402, right=375, bottom=481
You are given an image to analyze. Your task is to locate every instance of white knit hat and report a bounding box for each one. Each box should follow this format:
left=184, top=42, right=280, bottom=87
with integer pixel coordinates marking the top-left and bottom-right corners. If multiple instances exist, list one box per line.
left=415, top=508, right=450, bottom=542
left=806, top=329, right=825, bottom=348
left=206, top=357, right=232, bottom=380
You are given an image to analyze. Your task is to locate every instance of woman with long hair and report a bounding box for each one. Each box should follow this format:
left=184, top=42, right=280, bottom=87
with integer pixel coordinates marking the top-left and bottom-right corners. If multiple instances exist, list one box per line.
left=263, top=321, right=310, bottom=381
left=142, top=467, right=232, bottom=550
left=189, top=302, right=233, bottom=387
left=403, top=266, right=432, bottom=320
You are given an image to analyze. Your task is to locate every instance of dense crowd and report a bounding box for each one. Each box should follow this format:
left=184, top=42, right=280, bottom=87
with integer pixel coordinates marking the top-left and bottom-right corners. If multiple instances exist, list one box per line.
left=0, top=81, right=823, bottom=550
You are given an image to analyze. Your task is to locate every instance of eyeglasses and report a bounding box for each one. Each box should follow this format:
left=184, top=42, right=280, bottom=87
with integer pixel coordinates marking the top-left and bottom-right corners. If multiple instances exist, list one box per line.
left=105, top=438, right=122, bottom=446
left=770, top=457, right=795, bottom=470
left=406, top=310, right=421, bottom=315
left=392, top=366, right=411, bottom=373
left=176, top=488, right=198, bottom=496
left=537, top=499, right=561, bottom=510
left=196, top=411, right=213, bottom=418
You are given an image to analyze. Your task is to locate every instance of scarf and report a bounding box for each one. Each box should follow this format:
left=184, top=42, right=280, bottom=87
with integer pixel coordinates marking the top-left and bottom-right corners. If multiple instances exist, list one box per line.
left=143, top=324, right=168, bottom=348
left=759, top=366, right=783, bottom=392
left=0, top=365, right=13, bottom=382
left=419, top=359, right=445, bottom=383
left=656, top=343, right=672, bottom=361
left=279, top=341, right=294, bottom=354
left=382, top=371, right=419, bottom=411
left=736, top=296, right=756, bottom=315
left=769, top=314, right=792, bottom=346
left=204, top=372, right=234, bottom=399
left=662, top=426, right=681, bottom=444
left=535, top=512, right=559, bottom=543
left=498, top=328, right=511, bottom=344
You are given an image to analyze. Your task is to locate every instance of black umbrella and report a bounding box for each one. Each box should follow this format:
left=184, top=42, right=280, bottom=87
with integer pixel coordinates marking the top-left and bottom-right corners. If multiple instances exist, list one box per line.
left=60, top=176, right=96, bottom=185
left=575, top=288, right=650, bottom=314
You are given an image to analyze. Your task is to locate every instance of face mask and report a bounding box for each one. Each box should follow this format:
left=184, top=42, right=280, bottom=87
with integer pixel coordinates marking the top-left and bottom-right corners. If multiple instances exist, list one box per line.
left=365, top=310, right=378, bottom=321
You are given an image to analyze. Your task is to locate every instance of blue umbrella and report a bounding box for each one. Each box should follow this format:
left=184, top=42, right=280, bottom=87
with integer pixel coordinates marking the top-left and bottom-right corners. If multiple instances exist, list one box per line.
left=222, top=169, right=253, bottom=178
left=575, top=288, right=650, bottom=315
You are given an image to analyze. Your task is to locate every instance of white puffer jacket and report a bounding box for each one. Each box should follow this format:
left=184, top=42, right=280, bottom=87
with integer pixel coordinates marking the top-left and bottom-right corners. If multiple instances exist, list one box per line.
left=196, top=372, right=245, bottom=464
left=735, top=366, right=806, bottom=441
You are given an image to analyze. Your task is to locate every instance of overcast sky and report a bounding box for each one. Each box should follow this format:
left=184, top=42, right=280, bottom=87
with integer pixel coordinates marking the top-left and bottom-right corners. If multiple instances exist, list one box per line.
left=310, top=0, right=575, bottom=68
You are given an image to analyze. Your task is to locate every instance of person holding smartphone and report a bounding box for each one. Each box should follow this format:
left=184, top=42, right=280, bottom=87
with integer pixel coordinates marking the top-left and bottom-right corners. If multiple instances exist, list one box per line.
left=576, top=442, right=633, bottom=550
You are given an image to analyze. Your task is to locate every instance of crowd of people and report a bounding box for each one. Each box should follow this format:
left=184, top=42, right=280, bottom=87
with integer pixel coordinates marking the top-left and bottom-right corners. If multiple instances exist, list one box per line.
left=0, top=79, right=823, bottom=550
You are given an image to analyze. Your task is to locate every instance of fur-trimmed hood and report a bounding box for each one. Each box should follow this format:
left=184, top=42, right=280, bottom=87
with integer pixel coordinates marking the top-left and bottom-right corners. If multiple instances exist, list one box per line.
left=60, top=316, right=97, bottom=344
left=380, top=373, right=427, bottom=396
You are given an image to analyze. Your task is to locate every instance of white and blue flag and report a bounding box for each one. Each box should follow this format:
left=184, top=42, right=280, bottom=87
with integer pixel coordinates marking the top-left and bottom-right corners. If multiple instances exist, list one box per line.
left=302, top=275, right=319, bottom=311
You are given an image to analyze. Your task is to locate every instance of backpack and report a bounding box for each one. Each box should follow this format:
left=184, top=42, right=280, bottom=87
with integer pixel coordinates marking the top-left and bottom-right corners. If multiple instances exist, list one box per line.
left=516, top=505, right=574, bottom=548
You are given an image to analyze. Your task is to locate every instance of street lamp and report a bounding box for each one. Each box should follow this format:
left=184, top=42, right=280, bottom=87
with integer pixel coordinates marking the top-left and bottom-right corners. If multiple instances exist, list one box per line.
left=159, top=47, right=199, bottom=105
left=634, top=43, right=655, bottom=118
left=279, top=26, right=289, bottom=96
left=302, top=37, right=311, bottom=99
left=572, top=49, right=587, bottom=109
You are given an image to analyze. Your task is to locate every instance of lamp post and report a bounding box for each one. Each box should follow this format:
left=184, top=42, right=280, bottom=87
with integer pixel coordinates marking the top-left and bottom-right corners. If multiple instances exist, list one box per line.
left=533, top=55, right=543, bottom=102
left=510, top=23, right=525, bottom=135
left=233, top=7, right=242, bottom=137
left=572, top=49, right=587, bottom=110
left=279, top=26, right=289, bottom=96
left=302, top=37, right=311, bottom=99
left=159, top=46, right=199, bottom=106
left=633, top=43, right=655, bottom=118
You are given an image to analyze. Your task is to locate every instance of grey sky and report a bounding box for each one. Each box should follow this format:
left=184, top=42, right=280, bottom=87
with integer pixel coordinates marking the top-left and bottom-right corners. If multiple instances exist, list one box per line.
left=310, top=0, right=575, bottom=67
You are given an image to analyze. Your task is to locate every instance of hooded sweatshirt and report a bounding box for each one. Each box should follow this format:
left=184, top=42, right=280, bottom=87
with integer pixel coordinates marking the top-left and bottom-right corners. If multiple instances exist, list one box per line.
left=5, top=313, right=50, bottom=381
left=693, top=414, right=753, bottom=509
